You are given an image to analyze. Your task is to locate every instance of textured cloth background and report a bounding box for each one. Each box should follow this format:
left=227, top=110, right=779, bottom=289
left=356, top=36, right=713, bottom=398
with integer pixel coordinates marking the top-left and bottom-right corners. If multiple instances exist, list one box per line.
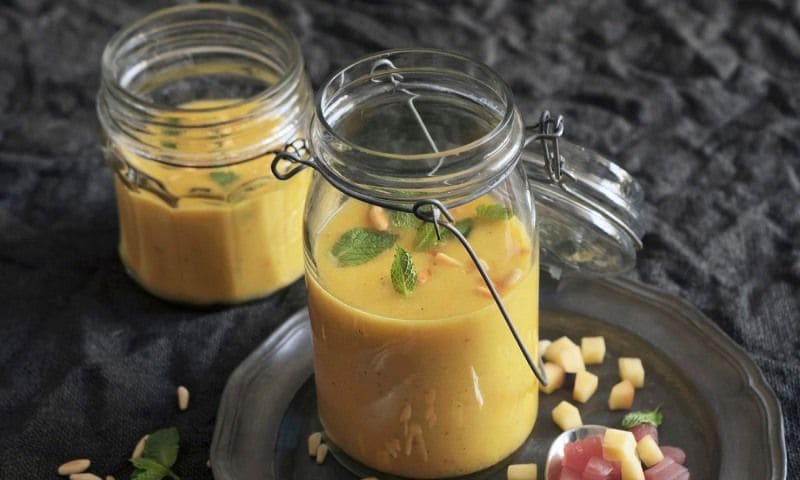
left=0, top=0, right=797, bottom=478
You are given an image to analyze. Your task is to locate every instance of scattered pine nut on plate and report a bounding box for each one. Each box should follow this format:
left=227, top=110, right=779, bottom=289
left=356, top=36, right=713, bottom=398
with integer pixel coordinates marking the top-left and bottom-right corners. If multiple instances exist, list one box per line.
left=131, top=434, right=148, bottom=459
left=57, top=459, right=91, bottom=476
left=177, top=385, right=190, bottom=411
left=315, top=443, right=329, bottom=464
left=307, top=431, right=322, bottom=457
left=507, top=463, right=537, bottom=480
left=69, top=474, right=102, bottom=480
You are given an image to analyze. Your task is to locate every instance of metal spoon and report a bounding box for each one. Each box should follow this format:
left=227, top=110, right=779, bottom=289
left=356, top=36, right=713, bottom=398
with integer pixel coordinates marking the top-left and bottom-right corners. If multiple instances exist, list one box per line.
left=544, top=425, right=608, bottom=479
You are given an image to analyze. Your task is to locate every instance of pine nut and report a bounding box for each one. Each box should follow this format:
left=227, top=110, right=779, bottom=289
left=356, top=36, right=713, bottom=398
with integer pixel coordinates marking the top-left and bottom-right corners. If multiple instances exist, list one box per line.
left=434, top=252, right=463, bottom=268
left=69, top=474, right=101, bottom=480
left=58, top=459, right=91, bottom=476
left=315, top=443, right=329, bottom=464
left=206, top=459, right=211, bottom=468
left=507, top=463, right=538, bottom=480
left=368, top=206, right=389, bottom=231
left=418, top=268, right=431, bottom=284
left=177, top=385, right=190, bottom=411
left=502, top=268, right=523, bottom=290
left=307, top=432, right=322, bottom=457
left=476, top=285, right=492, bottom=298
left=132, top=434, right=148, bottom=459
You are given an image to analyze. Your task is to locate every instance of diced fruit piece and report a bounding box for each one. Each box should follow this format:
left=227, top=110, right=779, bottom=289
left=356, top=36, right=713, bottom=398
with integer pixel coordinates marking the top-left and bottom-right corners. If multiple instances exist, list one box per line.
left=544, top=336, right=577, bottom=363
left=557, top=467, right=581, bottom=480
left=602, top=429, right=636, bottom=462
left=539, top=339, right=552, bottom=357
left=557, top=345, right=586, bottom=373
left=541, top=362, right=565, bottom=394
left=620, top=454, right=645, bottom=480
left=552, top=401, right=583, bottom=431
left=572, top=370, right=599, bottom=403
left=608, top=380, right=635, bottom=411
left=582, top=456, right=615, bottom=480
left=644, top=458, right=689, bottom=480
left=629, top=424, right=658, bottom=444
left=563, top=435, right=603, bottom=472
left=659, top=446, right=686, bottom=465
left=581, top=336, right=606, bottom=365
left=507, top=463, right=538, bottom=480
left=618, top=358, right=645, bottom=388
left=636, top=435, right=664, bottom=468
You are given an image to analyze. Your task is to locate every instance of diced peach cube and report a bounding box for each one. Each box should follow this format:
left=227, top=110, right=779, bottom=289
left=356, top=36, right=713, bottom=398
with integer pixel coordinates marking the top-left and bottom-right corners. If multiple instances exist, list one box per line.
left=618, top=357, right=645, bottom=388
left=551, top=401, right=582, bottom=431
left=581, top=336, right=606, bottom=364
left=602, top=428, right=636, bottom=461
left=572, top=370, right=599, bottom=403
left=608, top=379, right=636, bottom=410
left=538, top=339, right=552, bottom=358
left=540, top=362, right=565, bottom=394
left=620, top=453, right=645, bottom=480
left=636, top=434, right=664, bottom=467
left=506, top=463, right=538, bottom=480
left=544, top=336, right=577, bottom=363
left=556, top=345, right=586, bottom=373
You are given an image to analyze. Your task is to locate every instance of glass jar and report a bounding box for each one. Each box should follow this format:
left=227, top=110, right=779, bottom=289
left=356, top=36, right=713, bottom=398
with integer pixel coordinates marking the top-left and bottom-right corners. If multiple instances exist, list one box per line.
left=97, top=4, right=313, bottom=305
left=278, top=49, right=542, bottom=479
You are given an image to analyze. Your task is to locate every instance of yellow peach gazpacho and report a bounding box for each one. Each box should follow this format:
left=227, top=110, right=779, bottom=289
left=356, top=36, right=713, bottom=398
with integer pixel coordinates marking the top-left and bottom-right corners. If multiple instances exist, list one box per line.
left=113, top=100, right=310, bottom=304
left=307, top=197, right=540, bottom=478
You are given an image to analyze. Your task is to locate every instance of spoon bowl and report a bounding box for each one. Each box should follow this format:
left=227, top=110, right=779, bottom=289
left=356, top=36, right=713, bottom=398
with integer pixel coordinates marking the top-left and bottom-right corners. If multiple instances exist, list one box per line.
left=544, top=424, right=608, bottom=479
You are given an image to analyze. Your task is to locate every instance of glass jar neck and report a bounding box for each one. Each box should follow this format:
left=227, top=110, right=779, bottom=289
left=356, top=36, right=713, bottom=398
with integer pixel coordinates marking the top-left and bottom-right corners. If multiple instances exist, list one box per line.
left=97, top=4, right=310, bottom=167
left=308, top=48, right=525, bottom=208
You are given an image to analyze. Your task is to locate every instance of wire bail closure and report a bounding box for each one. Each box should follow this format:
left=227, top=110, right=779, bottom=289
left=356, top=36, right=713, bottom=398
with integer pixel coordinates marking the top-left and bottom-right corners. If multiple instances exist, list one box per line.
left=270, top=59, right=549, bottom=387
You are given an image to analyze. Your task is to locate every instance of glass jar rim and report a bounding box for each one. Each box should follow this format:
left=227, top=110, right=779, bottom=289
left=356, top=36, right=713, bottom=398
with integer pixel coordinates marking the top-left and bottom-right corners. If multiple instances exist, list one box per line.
left=100, top=3, right=304, bottom=117
left=314, top=48, right=517, bottom=162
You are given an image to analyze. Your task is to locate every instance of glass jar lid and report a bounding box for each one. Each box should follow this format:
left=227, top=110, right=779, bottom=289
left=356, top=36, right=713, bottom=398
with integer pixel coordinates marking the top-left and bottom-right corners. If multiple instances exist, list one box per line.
left=523, top=112, right=645, bottom=276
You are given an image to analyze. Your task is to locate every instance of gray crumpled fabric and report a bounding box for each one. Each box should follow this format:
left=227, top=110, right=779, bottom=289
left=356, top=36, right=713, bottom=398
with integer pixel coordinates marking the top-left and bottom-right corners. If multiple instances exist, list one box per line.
left=0, top=0, right=797, bottom=478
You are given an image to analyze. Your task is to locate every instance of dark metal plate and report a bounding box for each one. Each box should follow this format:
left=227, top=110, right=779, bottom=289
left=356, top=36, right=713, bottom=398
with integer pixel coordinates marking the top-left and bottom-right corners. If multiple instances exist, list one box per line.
left=210, top=276, right=786, bottom=480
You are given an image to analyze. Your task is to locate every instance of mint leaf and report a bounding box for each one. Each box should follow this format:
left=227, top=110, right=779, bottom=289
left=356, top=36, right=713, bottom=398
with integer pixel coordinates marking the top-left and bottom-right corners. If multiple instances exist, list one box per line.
left=621, top=407, right=663, bottom=428
left=130, top=458, right=170, bottom=479
left=413, top=222, right=440, bottom=251
left=131, top=468, right=169, bottom=480
left=476, top=204, right=513, bottom=220
left=454, top=219, right=473, bottom=238
left=331, top=228, right=397, bottom=266
left=210, top=171, right=239, bottom=187
left=142, top=427, right=180, bottom=468
left=391, top=246, right=416, bottom=296
left=413, top=219, right=473, bottom=251
left=390, top=210, right=421, bottom=229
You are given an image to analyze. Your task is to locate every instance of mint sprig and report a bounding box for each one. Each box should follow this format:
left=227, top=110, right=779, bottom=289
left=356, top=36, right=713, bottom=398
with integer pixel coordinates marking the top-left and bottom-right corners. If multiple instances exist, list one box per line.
left=476, top=204, right=514, bottom=220
left=621, top=407, right=663, bottom=429
left=130, top=427, right=180, bottom=480
left=391, top=246, right=416, bottom=296
left=413, top=219, right=473, bottom=251
left=210, top=171, right=239, bottom=187
left=390, top=210, right=421, bottom=229
left=331, top=228, right=397, bottom=266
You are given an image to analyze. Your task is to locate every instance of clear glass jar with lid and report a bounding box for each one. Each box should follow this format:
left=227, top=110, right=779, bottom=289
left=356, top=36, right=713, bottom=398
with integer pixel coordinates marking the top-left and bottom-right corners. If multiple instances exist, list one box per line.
left=97, top=4, right=313, bottom=305
left=273, top=49, right=644, bottom=479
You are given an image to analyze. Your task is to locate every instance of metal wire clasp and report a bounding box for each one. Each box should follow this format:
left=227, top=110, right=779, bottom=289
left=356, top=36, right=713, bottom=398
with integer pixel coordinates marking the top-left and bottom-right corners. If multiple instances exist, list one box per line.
left=270, top=138, right=314, bottom=180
